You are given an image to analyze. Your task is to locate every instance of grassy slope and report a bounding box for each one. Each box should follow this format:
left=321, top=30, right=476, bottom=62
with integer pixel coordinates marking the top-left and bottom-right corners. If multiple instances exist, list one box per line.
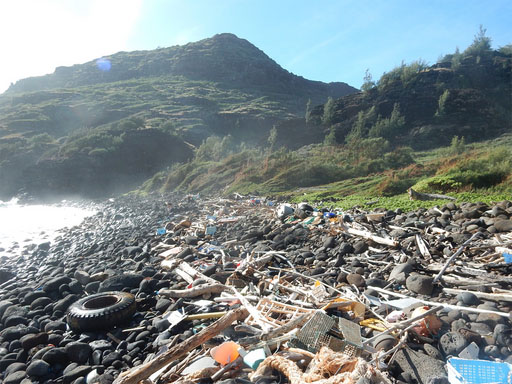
left=146, top=133, right=511, bottom=211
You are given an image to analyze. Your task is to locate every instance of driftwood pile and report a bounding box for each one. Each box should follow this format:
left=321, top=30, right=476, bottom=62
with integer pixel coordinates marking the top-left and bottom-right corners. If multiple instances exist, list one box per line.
left=112, top=195, right=512, bottom=384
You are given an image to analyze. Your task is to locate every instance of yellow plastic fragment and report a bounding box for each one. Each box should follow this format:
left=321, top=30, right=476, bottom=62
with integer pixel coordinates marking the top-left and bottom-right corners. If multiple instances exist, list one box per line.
left=359, top=318, right=390, bottom=332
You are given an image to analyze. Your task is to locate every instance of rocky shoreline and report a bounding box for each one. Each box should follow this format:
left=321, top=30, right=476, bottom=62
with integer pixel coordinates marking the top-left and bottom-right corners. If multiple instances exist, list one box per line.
left=1, top=194, right=512, bottom=384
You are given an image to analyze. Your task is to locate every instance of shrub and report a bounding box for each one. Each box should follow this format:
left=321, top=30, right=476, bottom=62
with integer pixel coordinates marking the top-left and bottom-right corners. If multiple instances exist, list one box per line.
left=463, top=25, right=492, bottom=58
left=323, top=127, right=337, bottom=146
left=368, top=103, right=405, bottom=141
left=322, top=97, right=336, bottom=126
left=435, top=90, right=450, bottom=117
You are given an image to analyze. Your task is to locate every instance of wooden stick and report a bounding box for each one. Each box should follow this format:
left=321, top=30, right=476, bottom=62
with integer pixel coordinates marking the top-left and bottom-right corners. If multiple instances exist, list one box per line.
left=408, top=188, right=455, bottom=201
left=158, top=283, right=228, bottom=298
left=368, top=285, right=511, bottom=318
left=345, top=227, right=398, bottom=247
left=415, top=234, right=432, bottom=261
left=113, top=307, right=249, bottom=384
left=443, top=288, right=512, bottom=303
left=261, top=312, right=313, bottom=341
left=433, top=232, right=481, bottom=283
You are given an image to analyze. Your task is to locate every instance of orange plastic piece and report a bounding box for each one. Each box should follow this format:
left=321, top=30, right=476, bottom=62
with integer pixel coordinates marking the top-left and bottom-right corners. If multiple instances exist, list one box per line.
left=210, top=341, right=240, bottom=365
left=411, top=306, right=442, bottom=336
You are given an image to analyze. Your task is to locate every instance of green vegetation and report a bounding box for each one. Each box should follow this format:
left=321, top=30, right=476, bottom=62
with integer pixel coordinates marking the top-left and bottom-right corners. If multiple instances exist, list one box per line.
left=143, top=133, right=511, bottom=212
left=377, top=59, right=429, bottom=91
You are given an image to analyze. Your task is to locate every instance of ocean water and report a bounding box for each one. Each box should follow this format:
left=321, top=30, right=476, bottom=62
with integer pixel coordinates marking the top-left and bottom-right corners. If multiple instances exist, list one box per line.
left=0, top=198, right=95, bottom=255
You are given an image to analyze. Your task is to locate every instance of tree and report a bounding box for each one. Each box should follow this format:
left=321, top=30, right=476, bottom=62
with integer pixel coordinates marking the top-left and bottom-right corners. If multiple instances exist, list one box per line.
left=305, top=99, right=312, bottom=122
left=449, top=136, right=465, bottom=155
left=323, top=127, right=337, bottom=146
left=464, top=25, right=492, bottom=58
left=322, top=97, right=336, bottom=126
left=435, top=90, right=450, bottom=117
left=368, top=103, right=405, bottom=141
left=268, top=125, right=277, bottom=150
left=361, top=69, right=375, bottom=92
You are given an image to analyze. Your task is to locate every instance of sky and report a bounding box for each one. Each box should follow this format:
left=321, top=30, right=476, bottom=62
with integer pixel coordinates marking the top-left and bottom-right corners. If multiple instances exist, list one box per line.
left=0, top=0, right=510, bottom=93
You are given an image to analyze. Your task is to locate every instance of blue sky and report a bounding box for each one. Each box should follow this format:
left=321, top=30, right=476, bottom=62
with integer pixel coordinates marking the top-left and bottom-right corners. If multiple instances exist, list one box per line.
left=0, top=0, right=510, bottom=93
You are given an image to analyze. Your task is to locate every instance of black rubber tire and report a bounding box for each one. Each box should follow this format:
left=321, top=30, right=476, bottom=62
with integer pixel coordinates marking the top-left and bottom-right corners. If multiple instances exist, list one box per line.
left=66, top=291, right=136, bottom=332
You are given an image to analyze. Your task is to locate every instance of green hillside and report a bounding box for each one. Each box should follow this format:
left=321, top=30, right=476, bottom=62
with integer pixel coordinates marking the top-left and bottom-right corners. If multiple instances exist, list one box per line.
left=0, top=33, right=356, bottom=199
left=144, top=33, right=511, bottom=207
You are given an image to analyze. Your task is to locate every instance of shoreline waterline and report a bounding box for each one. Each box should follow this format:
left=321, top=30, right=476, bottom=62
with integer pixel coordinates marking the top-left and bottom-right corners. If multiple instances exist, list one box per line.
left=0, top=198, right=97, bottom=256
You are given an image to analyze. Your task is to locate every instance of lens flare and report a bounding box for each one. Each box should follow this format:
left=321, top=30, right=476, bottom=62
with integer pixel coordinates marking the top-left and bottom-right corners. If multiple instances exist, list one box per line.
left=96, top=58, right=111, bottom=72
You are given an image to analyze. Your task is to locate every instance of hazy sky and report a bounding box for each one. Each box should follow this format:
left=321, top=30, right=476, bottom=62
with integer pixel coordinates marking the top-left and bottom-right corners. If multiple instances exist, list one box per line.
left=0, top=0, right=510, bottom=93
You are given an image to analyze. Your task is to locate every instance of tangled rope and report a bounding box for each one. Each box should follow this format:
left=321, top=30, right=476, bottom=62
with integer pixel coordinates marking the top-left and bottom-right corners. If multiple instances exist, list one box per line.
left=251, top=347, right=391, bottom=384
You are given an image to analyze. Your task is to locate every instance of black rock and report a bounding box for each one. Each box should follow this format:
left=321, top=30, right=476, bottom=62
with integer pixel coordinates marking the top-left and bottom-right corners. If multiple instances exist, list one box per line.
left=177, top=248, right=193, bottom=259
left=95, top=372, right=115, bottom=384
left=102, top=351, right=122, bottom=366
left=135, top=330, right=150, bottom=341
left=389, top=263, right=414, bottom=281
left=44, top=320, right=67, bottom=332
left=439, top=331, right=468, bottom=356
left=203, top=265, right=217, bottom=276
left=184, top=236, right=198, bottom=245
left=65, top=342, right=92, bottom=364
left=0, top=300, right=13, bottom=318
left=42, top=276, right=72, bottom=292
left=155, top=298, right=172, bottom=312
left=54, top=294, right=79, bottom=313
left=0, top=269, right=15, bottom=284
left=26, top=359, right=50, bottom=377
left=98, top=273, right=144, bottom=292
left=74, top=270, right=91, bottom=286
left=353, top=241, right=368, bottom=254
left=4, top=371, right=27, bottom=384
left=0, top=358, right=17, bottom=372
left=63, top=365, right=92, bottom=383
left=2, top=305, right=29, bottom=323
left=89, top=340, right=113, bottom=351
left=456, top=292, right=480, bottom=306
left=338, top=243, right=354, bottom=255
left=30, top=297, right=52, bottom=310
left=346, top=273, right=365, bottom=287
left=23, top=291, right=48, bottom=306
left=5, top=362, right=26, bottom=377
left=20, top=333, right=48, bottom=350
left=85, top=281, right=101, bottom=293
left=1, top=325, right=39, bottom=341
left=406, top=274, right=434, bottom=296
left=323, top=236, right=336, bottom=249
left=494, top=220, right=512, bottom=232
left=43, top=347, right=69, bottom=365
left=123, top=246, right=143, bottom=257
left=394, top=348, right=446, bottom=384
left=4, top=316, right=28, bottom=327
left=48, top=333, right=64, bottom=346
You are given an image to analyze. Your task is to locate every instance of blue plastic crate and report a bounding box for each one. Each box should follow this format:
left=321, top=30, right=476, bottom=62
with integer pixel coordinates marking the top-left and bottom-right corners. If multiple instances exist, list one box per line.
left=447, top=358, right=512, bottom=384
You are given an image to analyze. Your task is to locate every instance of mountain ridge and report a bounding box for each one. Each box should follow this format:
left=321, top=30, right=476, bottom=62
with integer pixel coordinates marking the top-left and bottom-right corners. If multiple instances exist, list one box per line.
left=0, top=33, right=356, bottom=199
left=5, top=33, right=353, bottom=97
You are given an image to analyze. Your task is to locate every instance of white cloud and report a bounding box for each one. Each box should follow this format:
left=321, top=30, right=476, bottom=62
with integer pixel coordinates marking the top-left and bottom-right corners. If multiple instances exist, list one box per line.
left=0, top=0, right=143, bottom=93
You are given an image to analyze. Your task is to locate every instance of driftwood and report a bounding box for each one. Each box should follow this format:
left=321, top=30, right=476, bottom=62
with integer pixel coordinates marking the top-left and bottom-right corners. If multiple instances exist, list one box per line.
left=433, top=232, right=481, bottom=283
left=113, top=307, right=249, bottom=384
left=443, top=288, right=512, bottom=303
left=408, top=188, right=456, bottom=201
left=261, top=312, right=313, bottom=341
left=158, top=283, right=228, bottom=298
left=368, top=286, right=511, bottom=318
left=415, top=234, right=432, bottom=261
left=345, top=227, right=398, bottom=247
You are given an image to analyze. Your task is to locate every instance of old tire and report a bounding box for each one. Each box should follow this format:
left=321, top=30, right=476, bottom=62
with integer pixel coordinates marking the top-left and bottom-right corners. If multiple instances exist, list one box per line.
left=66, top=291, right=136, bottom=332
